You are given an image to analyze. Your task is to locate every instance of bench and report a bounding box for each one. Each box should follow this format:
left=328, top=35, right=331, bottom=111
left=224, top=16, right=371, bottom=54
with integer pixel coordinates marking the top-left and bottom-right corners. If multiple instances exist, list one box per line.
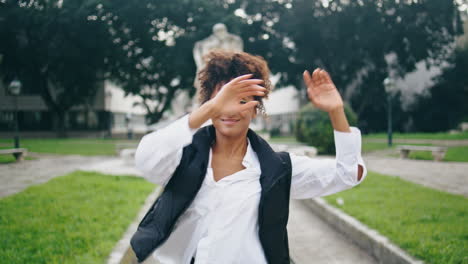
left=119, top=148, right=137, bottom=165
left=0, top=148, right=28, bottom=161
left=115, top=143, right=138, bottom=155
left=270, top=144, right=317, bottom=158
left=288, top=146, right=317, bottom=157
left=396, top=145, right=447, bottom=161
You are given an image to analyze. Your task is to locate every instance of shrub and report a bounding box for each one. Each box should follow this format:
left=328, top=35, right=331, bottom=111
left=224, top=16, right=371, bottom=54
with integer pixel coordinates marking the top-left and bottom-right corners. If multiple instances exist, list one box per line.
left=269, top=126, right=281, bottom=137
left=295, top=104, right=357, bottom=154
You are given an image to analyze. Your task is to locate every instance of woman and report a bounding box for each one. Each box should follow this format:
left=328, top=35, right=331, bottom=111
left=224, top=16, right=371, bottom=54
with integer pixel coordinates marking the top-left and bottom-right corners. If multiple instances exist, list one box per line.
left=131, top=51, right=366, bottom=264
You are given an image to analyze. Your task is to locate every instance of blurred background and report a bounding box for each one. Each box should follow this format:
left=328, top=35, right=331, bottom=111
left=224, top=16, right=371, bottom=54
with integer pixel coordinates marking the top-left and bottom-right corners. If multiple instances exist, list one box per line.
left=0, top=0, right=467, bottom=138
left=0, top=1, right=467, bottom=264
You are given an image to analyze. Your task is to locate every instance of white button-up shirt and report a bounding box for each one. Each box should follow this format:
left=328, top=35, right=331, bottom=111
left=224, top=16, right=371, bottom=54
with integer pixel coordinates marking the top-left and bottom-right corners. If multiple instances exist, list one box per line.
left=134, top=114, right=367, bottom=264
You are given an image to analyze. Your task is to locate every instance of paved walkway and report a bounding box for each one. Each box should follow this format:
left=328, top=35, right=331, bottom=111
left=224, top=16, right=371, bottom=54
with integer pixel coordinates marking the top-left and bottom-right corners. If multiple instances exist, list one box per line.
left=363, top=154, right=468, bottom=197
left=364, top=138, right=468, bottom=146
left=288, top=199, right=377, bottom=264
left=0, top=153, right=141, bottom=198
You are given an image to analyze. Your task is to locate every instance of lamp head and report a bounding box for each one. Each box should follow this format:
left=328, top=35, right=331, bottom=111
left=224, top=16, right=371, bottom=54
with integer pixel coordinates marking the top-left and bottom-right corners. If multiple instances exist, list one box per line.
left=383, top=77, right=395, bottom=94
left=8, top=79, right=22, bottom=96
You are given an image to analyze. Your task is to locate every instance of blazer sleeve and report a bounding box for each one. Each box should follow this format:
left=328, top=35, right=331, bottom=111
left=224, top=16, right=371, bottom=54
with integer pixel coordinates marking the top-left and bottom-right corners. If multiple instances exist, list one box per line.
left=290, top=127, right=368, bottom=199
left=134, top=114, right=198, bottom=186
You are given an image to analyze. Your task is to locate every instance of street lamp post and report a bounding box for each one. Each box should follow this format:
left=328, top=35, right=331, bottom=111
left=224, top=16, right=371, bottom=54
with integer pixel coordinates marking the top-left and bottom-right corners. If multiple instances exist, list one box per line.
left=383, top=77, right=395, bottom=147
left=8, top=79, right=22, bottom=149
left=104, top=90, right=113, bottom=138
left=125, top=113, right=133, bottom=140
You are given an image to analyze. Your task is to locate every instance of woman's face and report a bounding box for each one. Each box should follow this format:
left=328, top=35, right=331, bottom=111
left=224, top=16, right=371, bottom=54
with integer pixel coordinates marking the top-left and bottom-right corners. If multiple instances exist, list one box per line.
left=210, top=83, right=257, bottom=138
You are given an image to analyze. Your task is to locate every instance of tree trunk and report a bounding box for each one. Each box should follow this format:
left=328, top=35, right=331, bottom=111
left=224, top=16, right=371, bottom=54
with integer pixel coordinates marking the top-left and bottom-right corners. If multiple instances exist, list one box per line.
left=37, top=73, right=69, bottom=137
left=145, top=86, right=177, bottom=125
left=53, top=110, right=68, bottom=138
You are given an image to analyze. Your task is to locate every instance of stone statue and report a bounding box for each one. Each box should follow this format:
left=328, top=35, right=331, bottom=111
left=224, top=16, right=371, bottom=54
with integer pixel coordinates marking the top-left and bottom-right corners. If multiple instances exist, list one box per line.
left=192, top=23, right=244, bottom=91
left=193, top=23, right=244, bottom=71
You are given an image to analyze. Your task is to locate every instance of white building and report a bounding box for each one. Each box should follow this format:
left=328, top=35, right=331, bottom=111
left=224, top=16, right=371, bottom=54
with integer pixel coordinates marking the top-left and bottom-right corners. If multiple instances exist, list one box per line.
left=0, top=79, right=148, bottom=138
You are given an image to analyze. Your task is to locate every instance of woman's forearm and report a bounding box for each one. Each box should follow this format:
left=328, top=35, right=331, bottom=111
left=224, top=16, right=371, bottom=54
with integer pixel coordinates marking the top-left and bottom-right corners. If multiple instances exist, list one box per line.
left=328, top=107, right=351, bottom=133
left=189, top=100, right=216, bottom=129
left=135, top=114, right=194, bottom=185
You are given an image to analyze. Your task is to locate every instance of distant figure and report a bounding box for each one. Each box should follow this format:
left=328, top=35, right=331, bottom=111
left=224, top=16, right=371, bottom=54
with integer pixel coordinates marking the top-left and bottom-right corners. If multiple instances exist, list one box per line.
left=192, top=24, right=244, bottom=98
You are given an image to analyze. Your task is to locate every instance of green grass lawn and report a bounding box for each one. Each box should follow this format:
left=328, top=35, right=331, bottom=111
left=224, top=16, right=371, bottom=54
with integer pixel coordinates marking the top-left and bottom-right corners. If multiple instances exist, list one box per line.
left=361, top=142, right=392, bottom=153
left=0, top=155, right=36, bottom=164
left=271, top=131, right=468, bottom=143
left=406, top=146, right=468, bottom=162
left=407, top=150, right=433, bottom=160
left=0, top=138, right=139, bottom=156
left=364, top=131, right=468, bottom=140
left=359, top=141, right=427, bottom=154
left=361, top=140, right=468, bottom=162
left=268, top=136, right=300, bottom=144
left=269, top=136, right=392, bottom=154
left=444, top=146, right=468, bottom=162
left=324, top=171, right=468, bottom=264
left=0, top=170, right=155, bottom=263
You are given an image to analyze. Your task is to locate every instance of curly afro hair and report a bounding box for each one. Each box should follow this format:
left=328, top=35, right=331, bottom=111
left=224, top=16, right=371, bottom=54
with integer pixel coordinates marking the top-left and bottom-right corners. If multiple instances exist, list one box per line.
left=198, top=50, right=272, bottom=116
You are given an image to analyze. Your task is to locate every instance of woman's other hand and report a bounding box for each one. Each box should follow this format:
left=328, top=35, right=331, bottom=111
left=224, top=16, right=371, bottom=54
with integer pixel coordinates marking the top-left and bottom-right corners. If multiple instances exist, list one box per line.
left=303, top=68, right=344, bottom=113
left=210, top=73, right=266, bottom=115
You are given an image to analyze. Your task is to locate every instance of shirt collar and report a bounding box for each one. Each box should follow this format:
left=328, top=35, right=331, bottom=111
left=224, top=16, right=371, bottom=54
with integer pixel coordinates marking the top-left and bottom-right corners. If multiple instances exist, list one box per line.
left=208, top=138, right=260, bottom=170
left=242, top=138, right=258, bottom=169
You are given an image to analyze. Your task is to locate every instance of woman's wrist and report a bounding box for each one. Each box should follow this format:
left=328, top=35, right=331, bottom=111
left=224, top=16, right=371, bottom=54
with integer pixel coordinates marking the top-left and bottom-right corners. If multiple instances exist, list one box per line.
left=328, top=106, right=351, bottom=132
left=328, top=105, right=344, bottom=116
left=205, top=99, right=220, bottom=116
left=189, top=100, right=217, bottom=129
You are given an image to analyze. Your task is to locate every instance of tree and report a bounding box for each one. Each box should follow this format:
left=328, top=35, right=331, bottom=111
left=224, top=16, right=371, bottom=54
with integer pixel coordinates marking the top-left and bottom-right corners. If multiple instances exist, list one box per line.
left=1, top=0, right=463, bottom=134
left=88, top=0, right=466, bottom=131
left=409, top=44, right=468, bottom=132
left=295, top=103, right=357, bottom=154
left=0, top=0, right=110, bottom=136
left=275, top=0, right=463, bottom=132
left=96, top=0, right=197, bottom=124
left=100, top=0, right=287, bottom=124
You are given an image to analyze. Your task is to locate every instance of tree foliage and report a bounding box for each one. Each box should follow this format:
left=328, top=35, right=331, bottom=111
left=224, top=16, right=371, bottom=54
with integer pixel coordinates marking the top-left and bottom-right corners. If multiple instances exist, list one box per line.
left=409, top=45, right=468, bottom=132
left=99, top=0, right=289, bottom=124
left=0, top=0, right=110, bottom=136
left=277, top=0, right=462, bottom=132
left=0, top=0, right=464, bottom=134
left=295, top=103, right=357, bottom=154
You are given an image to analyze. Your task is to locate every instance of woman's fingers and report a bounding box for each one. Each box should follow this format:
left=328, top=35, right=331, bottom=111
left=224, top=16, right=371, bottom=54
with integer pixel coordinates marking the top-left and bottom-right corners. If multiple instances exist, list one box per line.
left=239, top=84, right=266, bottom=91
left=322, top=70, right=333, bottom=84
left=227, top=74, right=262, bottom=88
left=306, top=67, right=333, bottom=87
left=237, top=79, right=264, bottom=89
left=303, top=70, right=313, bottom=87
left=229, top=73, right=254, bottom=84
left=237, top=85, right=266, bottom=97
left=238, top=100, right=259, bottom=111
left=239, top=78, right=263, bottom=83
left=213, top=73, right=266, bottom=113
left=319, top=69, right=329, bottom=83
left=222, top=76, right=263, bottom=93
left=238, top=90, right=266, bottom=98
left=312, top=68, right=321, bottom=85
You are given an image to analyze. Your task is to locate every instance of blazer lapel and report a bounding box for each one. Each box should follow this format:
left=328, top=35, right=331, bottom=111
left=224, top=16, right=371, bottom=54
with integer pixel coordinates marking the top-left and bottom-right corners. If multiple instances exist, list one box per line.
left=192, top=125, right=288, bottom=194
left=247, top=129, right=289, bottom=194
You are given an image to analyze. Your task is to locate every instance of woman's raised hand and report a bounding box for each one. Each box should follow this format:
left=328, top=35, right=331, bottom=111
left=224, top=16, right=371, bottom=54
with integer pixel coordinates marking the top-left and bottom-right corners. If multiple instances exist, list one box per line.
left=210, top=73, right=266, bottom=115
left=303, top=68, right=344, bottom=112
left=188, top=74, right=266, bottom=129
